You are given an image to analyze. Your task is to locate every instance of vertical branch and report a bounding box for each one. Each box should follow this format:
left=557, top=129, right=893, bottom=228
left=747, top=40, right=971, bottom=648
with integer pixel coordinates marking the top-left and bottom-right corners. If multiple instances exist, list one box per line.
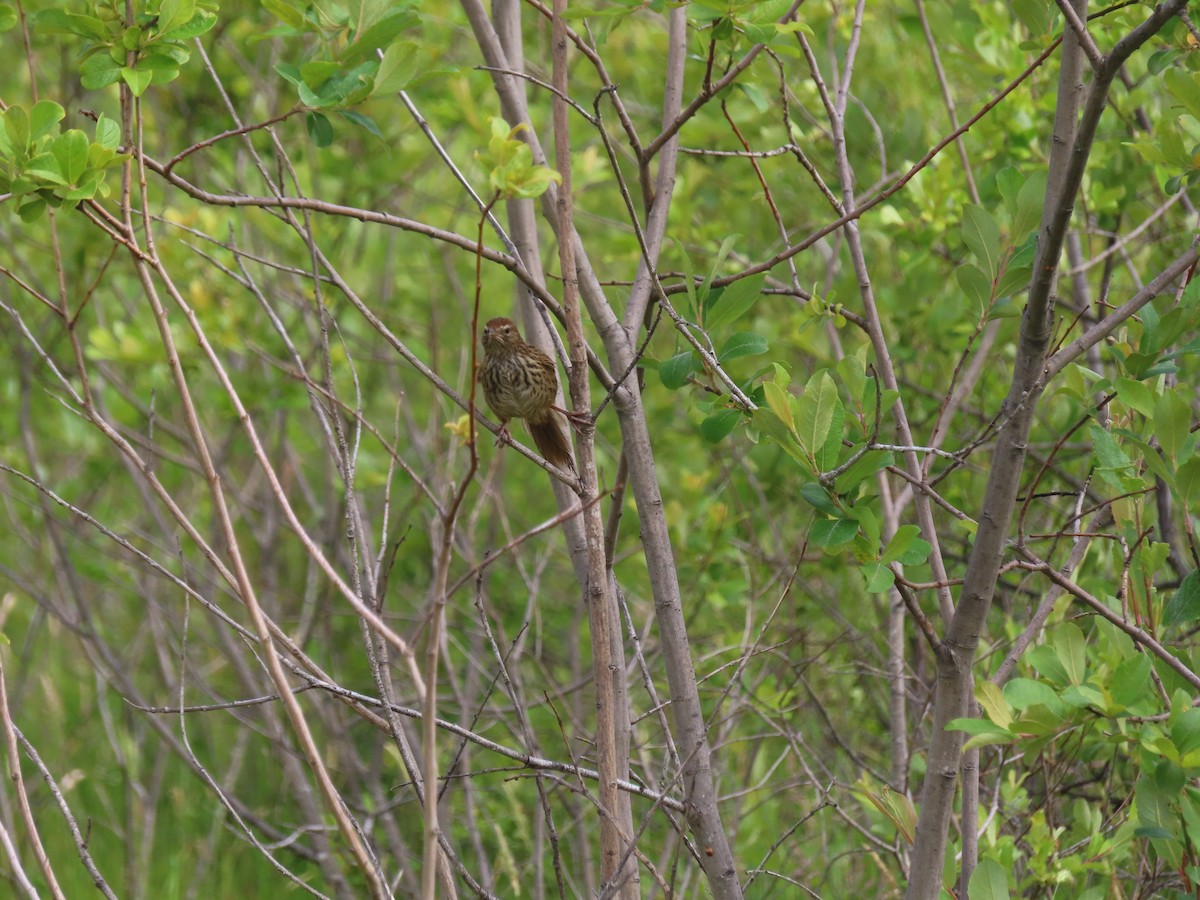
left=0, top=658, right=65, bottom=899
left=905, top=3, right=1189, bottom=897
left=419, top=198, right=498, bottom=900
left=550, top=5, right=636, bottom=895
left=490, top=0, right=594, bottom=593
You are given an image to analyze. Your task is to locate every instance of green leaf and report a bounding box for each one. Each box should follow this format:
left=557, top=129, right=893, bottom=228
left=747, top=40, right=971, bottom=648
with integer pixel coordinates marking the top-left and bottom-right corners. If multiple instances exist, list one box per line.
left=962, top=204, right=1001, bottom=280
left=1061, top=684, right=1105, bottom=710
left=32, top=8, right=109, bottom=39
left=1089, top=424, right=1138, bottom=489
left=52, top=130, right=88, bottom=185
left=1012, top=0, right=1052, bottom=34
left=1013, top=170, right=1047, bottom=239
left=756, top=409, right=807, bottom=464
left=863, top=784, right=917, bottom=844
left=122, top=24, right=143, bottom=51
left=836, top=346, right=867, bottom=409
left=120, top=66, right=154, bottom=97
left=704, top=273, right=764, bottom=333
left=1004, top=678, right=1061, bottom=713
left=763, top=379, right=793, bottom=431
left=17, top=197, right=47, bottom=221
left=796, top=370, right=838, bottom=460
left=976, top=680, right=1013, bottom=730
left=274, top=63, right=303, bottom=87
left=994, top=264, right=1031, bottom=300
left=1155, top=389, right=1191, bottom=463
left=700, top=409, right=741, bottom=443
left=799, top=482, right=839, bottom=516
left=769, top=361, right=790, bottom=391
left=157, top=0, right=195, bottom=36
left=861, top=561, right=894, bottom=593
left=3, top=104, right=29, bottom=153
left=80, top=54, right=123, bottom=89
left=1011, top=703, right=1066, bottom=736
left=1053, top=622, right=1087, bottom=685
left=25, top=152, right=65, bottom=184
left=374, top=41, right=421, bottom=94
left=853, top=505, right=881, bottom=547
left=968, top=858, right=1010, bottom=900
left=1165, top=571, right=1200, bottom=628
left=1172, top=708, right=1200, bottom=757
left=962, top=729, right=1018, bottom=751
left=948, top=718, right=1014, bottom=745
left=1149, top=49, right=1180, bottom=76
left=1111, top=654, right=1154, bottom=710
left=810, top=517, right=858, bottom=548
left=29, top=100, right=64, bottom=142
left=988, top=299, right=1022, bottom=320
left=1176, top=458, right=1200, bottom=508
left=956, top=263, right=991, bottom=310
left=996, top=167, right=1023, bottom=222
left=1165, top=69, right=1200, bottom=123
left=137, top=52, right=186, bottom=72
left=301, top=60, right=342, bottom=84
left=834, top=449, right=893, bottom=493
left=157, top=9, right=215, bottom=40
left=95, top=115, right=120, bottom=150
left=62, top=167, right=104, bottom=201
left=341, top=8, right=421, bottom=65
left=947, top=717, right=1005, bottom=738
left=337, top=109, right=382, bottom=138
left=262, top=0, right=306, bottom=28
left=306, top=111, right=333, bottom=147
left=880, top=525, right=931, bottom=566
left=0, top=5, right=16, bottom=33
left=1116, top=376, right=1156, bottom=418
left=718, top=332, right=768, bottom=361
left=816, top=396, right=844, bottom=472
left=659, top=351, right=695, bottom=390
left=1026, top=645, right=1070, bottom=687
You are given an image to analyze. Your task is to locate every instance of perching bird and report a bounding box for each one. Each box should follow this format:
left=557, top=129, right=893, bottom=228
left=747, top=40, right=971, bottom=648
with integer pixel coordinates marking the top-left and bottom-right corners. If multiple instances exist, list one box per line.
left=479, top=317, right=576, bottom=471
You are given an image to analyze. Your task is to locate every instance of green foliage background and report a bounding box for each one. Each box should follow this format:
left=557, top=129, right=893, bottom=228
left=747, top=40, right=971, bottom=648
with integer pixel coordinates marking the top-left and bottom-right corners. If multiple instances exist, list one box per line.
left=1, top=0, right=1199, bottom=896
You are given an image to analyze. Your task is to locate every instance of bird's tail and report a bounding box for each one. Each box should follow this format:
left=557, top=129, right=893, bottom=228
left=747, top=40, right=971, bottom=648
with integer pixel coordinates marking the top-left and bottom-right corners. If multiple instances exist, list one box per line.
left=527, top=415, right=575, bottom=472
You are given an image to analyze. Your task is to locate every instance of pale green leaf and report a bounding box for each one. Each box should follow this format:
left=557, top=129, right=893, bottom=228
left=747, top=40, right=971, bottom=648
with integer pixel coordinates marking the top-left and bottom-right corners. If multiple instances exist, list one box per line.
left=659, top=351, right=694, bottom=390
left=1155, top=389, right=1191, bottom=463
left=956, top=263, right=991, bottom=310
left=705, top=272, right=764, bottom=333
left=976, top=680, right=1013, bottom=730
left=968, top=858, right=1011, bottom=900
left=763, top=379, right=793, bottom=431
left=1115, top=376, right=1156, bottom=418
left=1053, top=622, right=1087, bottom=685
left=120, top=66, right=154, bottom=97
left=719, top=332, right=768, bottom=361
left=962, top=204, right=1001, bottom=280
left=810, top=517, right=858, bottom=548
left=1013, top=170, right=1048, bottom=239
left=29, top=100, right=64, bottom=142
left=796, top=370, right=838, bottom=460
left=700, top=409, right=741, bottom=443
left=374, top=41, right=420, bottom=94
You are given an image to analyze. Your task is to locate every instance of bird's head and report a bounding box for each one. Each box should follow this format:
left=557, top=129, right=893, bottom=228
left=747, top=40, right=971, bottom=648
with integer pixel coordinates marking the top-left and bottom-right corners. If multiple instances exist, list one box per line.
left=482, top=317, right=521, bottom=351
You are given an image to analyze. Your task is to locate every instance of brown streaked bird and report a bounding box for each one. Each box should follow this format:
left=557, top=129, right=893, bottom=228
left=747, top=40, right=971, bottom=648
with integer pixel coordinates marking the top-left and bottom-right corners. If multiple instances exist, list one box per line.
left=479, top=317, right=576, bottom=471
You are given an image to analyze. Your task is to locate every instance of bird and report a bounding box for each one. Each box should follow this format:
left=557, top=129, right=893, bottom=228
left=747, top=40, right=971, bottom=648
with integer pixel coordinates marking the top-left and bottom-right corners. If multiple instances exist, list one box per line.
left=479, top=317, right=576, bottom=471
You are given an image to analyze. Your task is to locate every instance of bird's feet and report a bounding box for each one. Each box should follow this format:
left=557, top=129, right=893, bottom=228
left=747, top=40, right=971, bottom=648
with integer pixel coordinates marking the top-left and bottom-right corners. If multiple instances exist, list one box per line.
left=554, top=405, right=593, bottom=433
left=494, top=422, right=513, bottom=448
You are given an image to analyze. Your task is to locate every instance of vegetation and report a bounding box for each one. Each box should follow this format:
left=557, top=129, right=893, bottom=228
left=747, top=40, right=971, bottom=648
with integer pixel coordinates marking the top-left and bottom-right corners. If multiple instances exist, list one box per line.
left=0, top=0, right=1199, bottom=897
